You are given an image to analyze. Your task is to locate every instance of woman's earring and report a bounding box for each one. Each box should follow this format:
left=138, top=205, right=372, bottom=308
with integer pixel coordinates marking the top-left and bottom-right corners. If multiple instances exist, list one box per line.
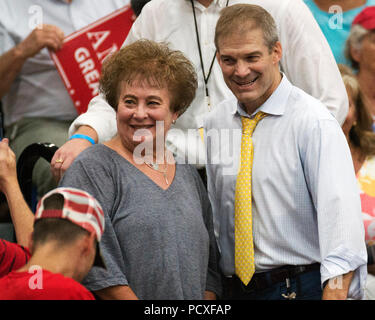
left=172, top=120, right=176, bottom=125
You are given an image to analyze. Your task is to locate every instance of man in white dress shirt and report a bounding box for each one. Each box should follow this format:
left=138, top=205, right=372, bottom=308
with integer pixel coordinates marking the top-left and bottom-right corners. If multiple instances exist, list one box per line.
left=204, top=3, right=367, bottom=300
left=51, top=0, right=349, bottom=181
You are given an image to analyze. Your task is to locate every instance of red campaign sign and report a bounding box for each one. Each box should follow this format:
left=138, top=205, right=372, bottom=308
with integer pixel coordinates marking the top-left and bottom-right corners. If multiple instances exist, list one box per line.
left=50, top=5, right=134, bottom=114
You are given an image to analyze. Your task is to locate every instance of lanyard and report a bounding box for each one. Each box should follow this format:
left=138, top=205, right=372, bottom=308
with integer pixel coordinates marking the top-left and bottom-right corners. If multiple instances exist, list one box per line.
left=190, top=0, right=229, bottom=109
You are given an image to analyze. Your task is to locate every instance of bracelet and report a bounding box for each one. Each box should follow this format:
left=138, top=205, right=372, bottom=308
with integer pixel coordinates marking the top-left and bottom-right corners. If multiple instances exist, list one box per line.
left=69, top=134, right=96, bottom=145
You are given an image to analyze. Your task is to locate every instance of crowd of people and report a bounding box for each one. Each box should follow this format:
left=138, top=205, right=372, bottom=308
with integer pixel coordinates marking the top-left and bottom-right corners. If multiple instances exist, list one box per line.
left=0, top=0, right=375, bottom=300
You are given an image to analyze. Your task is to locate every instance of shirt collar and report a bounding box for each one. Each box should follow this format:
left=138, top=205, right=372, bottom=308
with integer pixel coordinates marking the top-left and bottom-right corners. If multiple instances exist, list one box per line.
left=232, top=73, right=292, bottom=118
left=186, top=0, right=226, bottom=8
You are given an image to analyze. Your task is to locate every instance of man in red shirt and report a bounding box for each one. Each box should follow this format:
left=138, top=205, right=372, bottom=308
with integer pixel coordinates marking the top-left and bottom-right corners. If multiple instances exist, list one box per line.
left=0, top=139, right=106, bottom=299
left=0, top=187, right=106, bottom=300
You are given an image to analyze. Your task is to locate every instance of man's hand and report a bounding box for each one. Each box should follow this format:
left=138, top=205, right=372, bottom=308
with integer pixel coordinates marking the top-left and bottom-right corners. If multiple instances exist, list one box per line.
left=322, top=271, right=354, bottom=300
left=204, top=291, right=217, bottom=300
left=0, top=138, right=17, bottom=194
left=16, top=24, right=65, bottom=59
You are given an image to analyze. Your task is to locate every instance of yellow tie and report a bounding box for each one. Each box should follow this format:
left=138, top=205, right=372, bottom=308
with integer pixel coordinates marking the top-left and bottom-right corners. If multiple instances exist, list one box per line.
left=235, top=111, right=267, bottom=285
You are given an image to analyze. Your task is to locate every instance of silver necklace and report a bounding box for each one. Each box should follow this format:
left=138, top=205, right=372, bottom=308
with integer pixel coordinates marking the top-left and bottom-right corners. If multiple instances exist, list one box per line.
left=145, top=161, right=169, bottom=185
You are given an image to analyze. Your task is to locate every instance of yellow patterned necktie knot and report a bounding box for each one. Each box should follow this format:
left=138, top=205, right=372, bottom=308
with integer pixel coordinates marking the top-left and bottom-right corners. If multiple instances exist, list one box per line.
left=241, top=111, right=268, bottom=136
left=235, top=111, right=267, bottom=286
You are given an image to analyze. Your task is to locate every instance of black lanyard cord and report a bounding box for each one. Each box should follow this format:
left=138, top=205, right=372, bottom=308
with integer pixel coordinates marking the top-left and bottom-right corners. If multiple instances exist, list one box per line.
left=190, top=0, right=229, bottom=100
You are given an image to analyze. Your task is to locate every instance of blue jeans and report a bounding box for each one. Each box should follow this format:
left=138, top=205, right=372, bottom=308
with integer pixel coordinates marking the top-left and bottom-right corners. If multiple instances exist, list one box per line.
left=223, top=269, right=322, bottom=300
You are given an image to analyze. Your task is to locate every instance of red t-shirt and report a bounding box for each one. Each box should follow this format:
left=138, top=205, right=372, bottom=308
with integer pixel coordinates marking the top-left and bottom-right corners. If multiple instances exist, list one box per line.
left=0, top=239, right=31, bottom=278
left=0, top=269, right=95, bottom=300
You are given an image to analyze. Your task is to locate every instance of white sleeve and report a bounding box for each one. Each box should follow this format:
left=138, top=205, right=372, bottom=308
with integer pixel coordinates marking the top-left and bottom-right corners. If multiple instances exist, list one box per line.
left=123, top=1, right=158, bottom=46
left=302, top=117, right=367, bottom=299
left=68, top=94, right=117, bottom=143
left=68, top=3, right=159, bottom=142
left=279, top=0, right=348, bottom=125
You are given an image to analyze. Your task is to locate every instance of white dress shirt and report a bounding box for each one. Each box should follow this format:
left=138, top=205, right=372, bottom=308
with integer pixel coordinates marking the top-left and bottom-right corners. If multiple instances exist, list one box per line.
left=0, top=0, right=129, bottom=127
left=204, top=74, right=367, bottom=299
left=69, top=0, right=348, bottom=166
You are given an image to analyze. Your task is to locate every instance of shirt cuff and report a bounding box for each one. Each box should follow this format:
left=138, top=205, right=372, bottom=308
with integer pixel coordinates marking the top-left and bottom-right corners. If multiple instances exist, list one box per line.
left=83, top=270, right=128, bottom=292
left=320, top=245, right=367, bottom=299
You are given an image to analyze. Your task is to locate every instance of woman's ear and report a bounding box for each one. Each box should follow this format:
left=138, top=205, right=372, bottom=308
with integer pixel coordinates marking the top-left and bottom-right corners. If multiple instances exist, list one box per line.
left=172, top=112, right=179, bottom=123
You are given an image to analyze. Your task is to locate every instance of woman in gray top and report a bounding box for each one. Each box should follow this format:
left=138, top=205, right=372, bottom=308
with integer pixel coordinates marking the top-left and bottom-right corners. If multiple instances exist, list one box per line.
left=59, top=39, right=221, bottom=300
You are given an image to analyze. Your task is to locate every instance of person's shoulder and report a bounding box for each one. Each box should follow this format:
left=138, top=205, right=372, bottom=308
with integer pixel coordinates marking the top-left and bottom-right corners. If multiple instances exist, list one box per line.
left=141, top=0, right=178, bottom=12
left=288, top=85, right=336, bottom=122
left=177, top=163, right=199, bottom=177
left=230, top=0, right=292, bottom=16
left=75, top=144, right=113, bottom=162
left=176, top=163, right=207, bottom=195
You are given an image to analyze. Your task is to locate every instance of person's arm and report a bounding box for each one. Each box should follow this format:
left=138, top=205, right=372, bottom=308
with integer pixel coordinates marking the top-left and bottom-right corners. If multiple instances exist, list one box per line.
left=51, top=125, right=98, bottom=182
left=0, top=24, right=64, bottom=99
left=279, top=1, right=348, bottom=125
left=0, top=139, right=34, bottom=247
left=322, top=272, right=354, bottom=300
left=51, top=94, right=117, bottom=182
left=95, top=285, right=139, bottom=300
left=301, top=114, right=367, bottom=300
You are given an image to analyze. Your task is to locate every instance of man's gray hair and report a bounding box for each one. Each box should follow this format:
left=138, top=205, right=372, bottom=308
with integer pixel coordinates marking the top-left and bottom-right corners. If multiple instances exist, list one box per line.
left=345, top=24, right=369, bottom=70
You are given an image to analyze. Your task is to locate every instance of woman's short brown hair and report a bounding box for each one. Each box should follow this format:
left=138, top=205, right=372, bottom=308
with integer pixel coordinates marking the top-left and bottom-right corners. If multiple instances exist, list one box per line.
left=99, top=39, right=197, bottom=116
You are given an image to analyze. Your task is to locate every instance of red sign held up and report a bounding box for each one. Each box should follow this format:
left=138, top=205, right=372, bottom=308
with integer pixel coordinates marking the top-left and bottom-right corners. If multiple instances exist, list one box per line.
left=50, top=5, right=134, bottom=114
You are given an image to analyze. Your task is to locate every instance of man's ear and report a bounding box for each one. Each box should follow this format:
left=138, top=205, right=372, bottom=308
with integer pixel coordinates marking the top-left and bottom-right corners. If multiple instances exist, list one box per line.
left=216, top=51, right=222, bottom=67
left=81, top=232, right=96, bottom=256
left=272, top=41, right=282, bottom=65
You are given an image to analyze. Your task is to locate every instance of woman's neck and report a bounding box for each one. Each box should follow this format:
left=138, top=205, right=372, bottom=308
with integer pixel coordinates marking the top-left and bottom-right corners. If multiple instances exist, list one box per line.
left=106, top=135, right=172, bottom=165
left=313, top=0, right=366, bottom=12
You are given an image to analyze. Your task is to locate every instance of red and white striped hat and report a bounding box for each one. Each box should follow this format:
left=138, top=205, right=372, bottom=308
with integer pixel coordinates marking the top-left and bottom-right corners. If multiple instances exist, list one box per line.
left=35, top=187, right=106, bottom=268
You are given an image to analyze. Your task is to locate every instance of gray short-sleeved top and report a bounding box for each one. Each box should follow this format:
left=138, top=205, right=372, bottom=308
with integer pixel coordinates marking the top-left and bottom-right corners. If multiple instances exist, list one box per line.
left=59, top=144, right=221, bottom=300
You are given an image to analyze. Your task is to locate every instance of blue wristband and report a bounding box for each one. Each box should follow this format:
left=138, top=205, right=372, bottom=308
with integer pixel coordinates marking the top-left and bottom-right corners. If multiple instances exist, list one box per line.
left=69, top=134, right=96, bottom=145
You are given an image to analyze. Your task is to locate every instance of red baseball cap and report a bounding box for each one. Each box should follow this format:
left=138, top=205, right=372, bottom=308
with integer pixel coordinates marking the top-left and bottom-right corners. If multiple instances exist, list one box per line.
left=35, top=187, right=106, bottom=269
left=353, top=6, right=375, bottom=30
